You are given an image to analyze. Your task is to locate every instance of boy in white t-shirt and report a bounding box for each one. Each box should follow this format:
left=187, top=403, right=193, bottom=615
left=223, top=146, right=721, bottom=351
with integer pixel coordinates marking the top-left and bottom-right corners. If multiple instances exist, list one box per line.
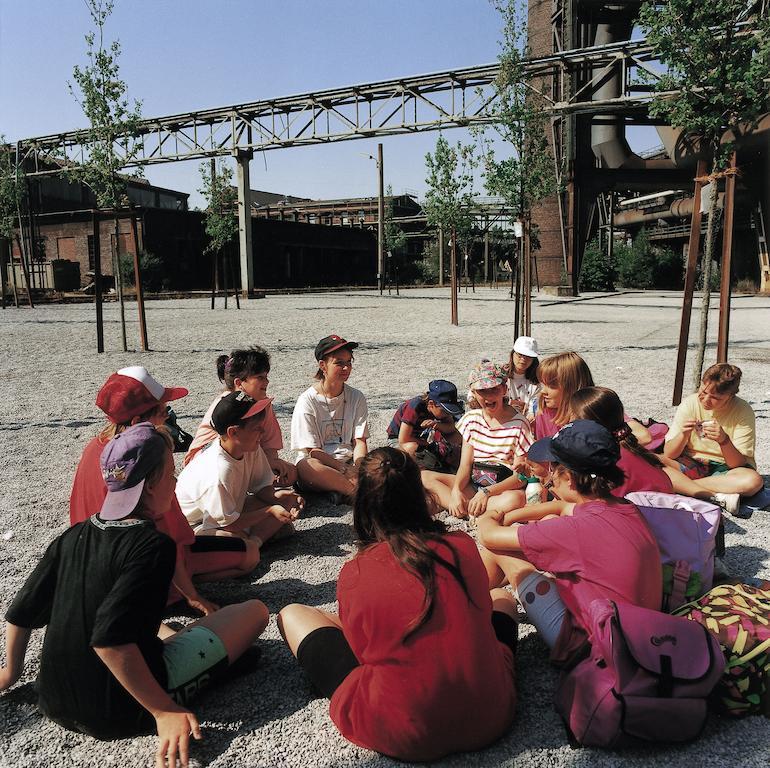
left=176, top=391, right=303, bottom=546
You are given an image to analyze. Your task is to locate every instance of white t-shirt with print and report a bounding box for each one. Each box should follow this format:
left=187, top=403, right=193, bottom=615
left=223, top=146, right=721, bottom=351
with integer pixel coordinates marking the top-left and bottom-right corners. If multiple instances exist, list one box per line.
left=175, top=440, right=275, bottom=532
left=507, top=374, right=541, bottom=420
left=290, top=383, right=369, bottom=462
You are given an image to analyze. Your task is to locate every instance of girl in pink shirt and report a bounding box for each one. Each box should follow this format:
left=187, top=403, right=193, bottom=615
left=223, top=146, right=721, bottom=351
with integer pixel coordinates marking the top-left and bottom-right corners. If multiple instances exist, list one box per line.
left=534, top=352, right=595, bottom=439
left=478, top=420, right=662, bottom=666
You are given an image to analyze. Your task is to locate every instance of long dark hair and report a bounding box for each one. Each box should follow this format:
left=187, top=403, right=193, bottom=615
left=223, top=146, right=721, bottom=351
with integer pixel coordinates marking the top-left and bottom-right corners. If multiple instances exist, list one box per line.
left=570, top=386, right=662, bottom=468
left=506, top=349, right=539, bottom=384
left=216, top=346, right=270, bottom=390
left=353, top=447, right=472, bottom=641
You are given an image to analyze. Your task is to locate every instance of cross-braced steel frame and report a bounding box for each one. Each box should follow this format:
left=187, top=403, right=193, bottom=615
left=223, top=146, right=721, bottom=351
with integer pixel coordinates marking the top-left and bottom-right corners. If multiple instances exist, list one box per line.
left=13, top=35, right=667, bottom=174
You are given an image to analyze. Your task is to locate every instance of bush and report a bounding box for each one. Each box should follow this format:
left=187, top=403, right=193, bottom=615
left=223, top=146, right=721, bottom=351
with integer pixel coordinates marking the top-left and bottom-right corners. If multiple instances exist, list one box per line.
left=616, top=230, right=654, bottom=289
left=579, top=237, right=614, bottom=291
left=417, top=241, right=440, bottom=283
left=735, top=278, right=758, bottom=294
left=119, top=250, right=165, bottom=292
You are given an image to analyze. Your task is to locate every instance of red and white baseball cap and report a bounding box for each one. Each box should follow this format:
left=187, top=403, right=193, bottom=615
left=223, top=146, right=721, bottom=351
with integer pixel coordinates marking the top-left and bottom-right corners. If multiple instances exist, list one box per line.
left=96, top=366, right=188, bottom=424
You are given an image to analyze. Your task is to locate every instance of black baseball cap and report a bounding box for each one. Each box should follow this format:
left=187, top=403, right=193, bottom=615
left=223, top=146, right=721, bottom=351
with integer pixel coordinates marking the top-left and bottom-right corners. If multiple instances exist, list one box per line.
left=527, top=419, right=620, bottom=473
left=427, top=379, right=464, bottom=419
left=211, top=391, right=273, bottom=434
left=314, top=335, right=358, bottom=361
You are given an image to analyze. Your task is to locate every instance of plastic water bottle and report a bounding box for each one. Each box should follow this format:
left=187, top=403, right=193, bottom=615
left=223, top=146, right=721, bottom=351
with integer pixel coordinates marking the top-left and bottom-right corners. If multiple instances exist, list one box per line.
left=526, top=477, right=543, bottom=505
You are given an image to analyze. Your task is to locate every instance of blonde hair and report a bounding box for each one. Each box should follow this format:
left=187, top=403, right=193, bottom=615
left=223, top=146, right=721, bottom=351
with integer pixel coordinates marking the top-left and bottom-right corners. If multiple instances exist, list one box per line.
left=537, top=352, right=594, bottom=426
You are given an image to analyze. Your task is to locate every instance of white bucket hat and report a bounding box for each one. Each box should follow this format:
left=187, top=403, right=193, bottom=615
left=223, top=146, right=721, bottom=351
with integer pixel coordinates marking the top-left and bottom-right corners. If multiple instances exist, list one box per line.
left=513, top=336, right=540, bottom=358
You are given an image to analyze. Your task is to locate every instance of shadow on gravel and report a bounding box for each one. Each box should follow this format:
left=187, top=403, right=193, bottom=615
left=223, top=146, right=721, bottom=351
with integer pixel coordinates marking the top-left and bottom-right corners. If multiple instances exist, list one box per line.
left=0, top=681, right=41, bottom=739
left=727, top=544, right=770, bottom=579
left=189, top=638, right=310, bottom=765
left=0, top=417, right=102, bottom=431
left=255, top=577, right=337, bottom=612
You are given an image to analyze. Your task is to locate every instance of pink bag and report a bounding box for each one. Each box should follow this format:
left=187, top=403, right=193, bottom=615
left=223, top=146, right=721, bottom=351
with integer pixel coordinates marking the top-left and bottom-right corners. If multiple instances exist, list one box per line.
left=625, top=492, right=721, bottom=611
left=555, top=599, right=725, bottom=748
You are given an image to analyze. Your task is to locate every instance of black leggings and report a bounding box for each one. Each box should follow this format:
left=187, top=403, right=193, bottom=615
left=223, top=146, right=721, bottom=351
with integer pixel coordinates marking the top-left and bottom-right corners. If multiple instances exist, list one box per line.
left=296, top=610, right=518, bottom=699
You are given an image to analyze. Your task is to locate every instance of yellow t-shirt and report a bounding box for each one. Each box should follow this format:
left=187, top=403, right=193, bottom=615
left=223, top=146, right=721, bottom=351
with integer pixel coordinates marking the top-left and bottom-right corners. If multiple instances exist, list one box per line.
left=666, top=392, right=756, bottom=468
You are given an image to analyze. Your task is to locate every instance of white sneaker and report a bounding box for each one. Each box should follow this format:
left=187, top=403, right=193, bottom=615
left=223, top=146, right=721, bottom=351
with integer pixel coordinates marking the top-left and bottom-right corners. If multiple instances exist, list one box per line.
left=713, top=492, right=740, bottom=516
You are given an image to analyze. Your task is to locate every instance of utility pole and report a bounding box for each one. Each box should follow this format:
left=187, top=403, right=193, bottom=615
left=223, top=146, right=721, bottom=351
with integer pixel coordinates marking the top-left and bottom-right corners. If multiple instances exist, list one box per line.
left=377, top=143, right=385, bottom=295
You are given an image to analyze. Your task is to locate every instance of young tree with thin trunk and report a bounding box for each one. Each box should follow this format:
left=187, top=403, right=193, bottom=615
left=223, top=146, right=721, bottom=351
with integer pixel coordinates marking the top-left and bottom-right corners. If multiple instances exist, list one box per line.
left=423, top=135, right=478, bottom=324
left=199, top=160, right=238, bottom=308
left=383, top=185, right=409, bottom=290
left=68, top=0, right=144, bottom=351
left=639, top=0, right=770, bottom=389
left=476, top=0, right=557, bottom=334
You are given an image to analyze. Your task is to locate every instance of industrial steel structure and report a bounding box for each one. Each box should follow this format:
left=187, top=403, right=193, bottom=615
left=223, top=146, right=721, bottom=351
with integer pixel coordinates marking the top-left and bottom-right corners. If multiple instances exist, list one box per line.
left=5, top=4, right=767, bottom=296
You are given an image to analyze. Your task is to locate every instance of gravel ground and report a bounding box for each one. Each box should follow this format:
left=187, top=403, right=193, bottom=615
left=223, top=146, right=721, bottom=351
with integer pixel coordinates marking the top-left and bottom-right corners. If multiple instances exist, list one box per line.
left=1, top=287, right=769, bottom=768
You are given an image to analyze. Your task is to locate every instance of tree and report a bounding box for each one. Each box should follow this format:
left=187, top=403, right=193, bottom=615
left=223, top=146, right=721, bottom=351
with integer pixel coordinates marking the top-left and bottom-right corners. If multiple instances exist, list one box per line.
left=199, top=160, right=239, bottom=308
left=579, top=237, right=615, bottom=292
left=423, top=135, right=478, bottom=324
left=0, top=139, right=34, bottom=308
left=476, top=0, right=558, bottom=332
left=639, top=0, right=770, bottom=388
left=68, top=0, right=144, bottom=351
left=383, top=184, right=408, bottom=288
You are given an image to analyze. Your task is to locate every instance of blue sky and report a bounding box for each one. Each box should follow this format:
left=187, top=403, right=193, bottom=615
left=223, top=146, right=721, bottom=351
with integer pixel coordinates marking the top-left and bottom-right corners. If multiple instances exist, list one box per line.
left=0, top=0, right=659, bottom=208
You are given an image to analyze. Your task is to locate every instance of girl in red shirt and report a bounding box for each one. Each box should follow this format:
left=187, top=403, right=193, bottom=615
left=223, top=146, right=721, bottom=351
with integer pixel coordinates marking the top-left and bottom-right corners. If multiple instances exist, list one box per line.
left=278, top=447, right=517, bottom=762
left=478, top=420, right=662, bottom=667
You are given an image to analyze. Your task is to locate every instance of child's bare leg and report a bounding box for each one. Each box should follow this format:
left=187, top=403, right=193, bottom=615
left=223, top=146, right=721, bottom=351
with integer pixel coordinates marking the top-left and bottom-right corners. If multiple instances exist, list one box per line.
left=277, top=604, right=343, bottom=657
left=192, top=539, right=262, bottom=582
left=663, top=466, right=717, bottom=499
left=480, top=546, right=507, bottom=589
left=421, top=470, right=455, bottom=510
left=296, top=458, right=354, bottom=496
left=491, top=588, right=518, bottom=620
left=241, top=504, right=296, bottom=544
left=692, top=468, right=764, bottom=497
left=180, top=600, right=269, bottom=663
left=487, top=489, right=526, bottom=516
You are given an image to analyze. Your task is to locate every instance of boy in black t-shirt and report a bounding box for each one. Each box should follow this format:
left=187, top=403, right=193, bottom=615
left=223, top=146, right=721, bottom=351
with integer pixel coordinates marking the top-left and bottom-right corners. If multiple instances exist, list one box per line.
left=1, top=422, right=269, bottom=768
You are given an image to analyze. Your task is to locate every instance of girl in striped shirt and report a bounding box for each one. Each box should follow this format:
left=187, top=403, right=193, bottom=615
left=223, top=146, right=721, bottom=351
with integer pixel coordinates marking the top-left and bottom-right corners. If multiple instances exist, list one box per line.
left=423, top=361, right=531, bottom=519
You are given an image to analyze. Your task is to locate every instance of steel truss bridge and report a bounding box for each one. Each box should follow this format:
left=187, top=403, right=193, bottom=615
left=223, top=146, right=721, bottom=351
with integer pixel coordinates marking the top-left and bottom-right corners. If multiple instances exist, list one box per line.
left=15, top=35, right=664, bottom=172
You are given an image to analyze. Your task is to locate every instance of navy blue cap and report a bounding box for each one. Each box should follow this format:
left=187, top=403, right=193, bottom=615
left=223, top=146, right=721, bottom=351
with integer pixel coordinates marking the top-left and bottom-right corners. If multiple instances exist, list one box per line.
left=427, top=379, right=464, bottom=418
left=527, top=419, right=620, bottom=473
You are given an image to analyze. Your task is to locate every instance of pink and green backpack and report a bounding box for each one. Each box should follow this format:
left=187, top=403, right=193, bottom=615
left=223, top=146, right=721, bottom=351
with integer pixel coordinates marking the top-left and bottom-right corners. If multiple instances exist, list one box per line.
left=674, top=582, right=770, bottom=717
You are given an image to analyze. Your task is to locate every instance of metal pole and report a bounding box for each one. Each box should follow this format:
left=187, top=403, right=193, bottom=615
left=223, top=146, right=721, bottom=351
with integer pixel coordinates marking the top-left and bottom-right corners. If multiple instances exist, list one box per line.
left=0, top=238, right=7, bottom=309
left=672, top=158, right=707, bottom=406
left=450, top=227, right=458, bottom=325
left=130, top=211, right=149, bottom=351
left=93, top=210, right=104, bottom=352
left=377, top=143, right=385, bottom=295
left=483, top=224, right=489, bottom=285
left=716, top=152, right=737, bottom=363
left=235, top=150, right=254, bottom=298
left=113, top=213, right=127, bottom=351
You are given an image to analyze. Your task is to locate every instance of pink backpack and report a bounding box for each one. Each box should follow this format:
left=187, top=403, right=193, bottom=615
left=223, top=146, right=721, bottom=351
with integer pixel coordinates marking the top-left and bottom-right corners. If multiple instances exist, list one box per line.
left=555, top=599, right=725, bottom=748
left=625, top=492, right=721, bottom=611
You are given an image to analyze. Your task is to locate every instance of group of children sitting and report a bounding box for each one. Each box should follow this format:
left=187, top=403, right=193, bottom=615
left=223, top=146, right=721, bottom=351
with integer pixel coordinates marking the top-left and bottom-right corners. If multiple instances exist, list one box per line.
left=0, top=332, right=765, bottom=766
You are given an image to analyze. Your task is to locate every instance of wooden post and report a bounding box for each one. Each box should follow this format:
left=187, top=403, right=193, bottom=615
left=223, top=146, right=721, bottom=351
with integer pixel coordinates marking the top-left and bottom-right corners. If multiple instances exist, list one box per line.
left=129, top=211, right=149, bottom=351
left=112, top=213, right=127, bottom=352
left=450, top=227, right=458, bottom=325
left=231, top=242, right=240, bottom=309
left=14, top=235, right=34, bottom=308
left=92, top=210, right=104, bottom=352
left=672, top=158, right=707, bottom=406
left=716, top=152, right=737, bottom=363
left=438, top=225, right=444, bottom=287
left=523, top=224, right=532, bottom=335
left=514, top=251, right=522, bottom=337
left=210, top=251, right=218, bottom=310
left=483, top=224, right=489, bottom=285
left=0, top=238, right=7, bottom=309
left=9, top=237, right=19, bottom=308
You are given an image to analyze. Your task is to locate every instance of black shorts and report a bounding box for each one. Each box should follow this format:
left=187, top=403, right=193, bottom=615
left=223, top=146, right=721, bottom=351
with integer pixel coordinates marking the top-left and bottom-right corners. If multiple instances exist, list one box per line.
left=296, top=611, right=517, bottom=699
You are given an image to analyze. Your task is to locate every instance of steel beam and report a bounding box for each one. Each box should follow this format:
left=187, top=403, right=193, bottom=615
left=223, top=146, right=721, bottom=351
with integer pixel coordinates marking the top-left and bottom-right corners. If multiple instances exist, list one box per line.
left=12, top=37, right=674, bottom=173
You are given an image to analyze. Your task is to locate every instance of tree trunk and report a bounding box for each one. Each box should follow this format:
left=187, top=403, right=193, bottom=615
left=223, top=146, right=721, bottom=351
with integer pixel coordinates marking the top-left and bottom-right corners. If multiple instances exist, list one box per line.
left=691, top=171, right=719, bottom=391
left=113, top=213, right=127, bottom=352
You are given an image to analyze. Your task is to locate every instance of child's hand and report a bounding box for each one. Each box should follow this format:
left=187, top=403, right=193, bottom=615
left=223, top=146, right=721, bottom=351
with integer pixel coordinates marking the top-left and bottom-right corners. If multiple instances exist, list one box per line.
left=449, top=487, right=468, bottom=518
left=268, top=505, right=295, bottom=524
left=155, top=707, right=201, bottom=768
left=510, top=398, right=525, bottom=412
left=468, top=490, right=489, bottom=517
left=681, top=419, right=699, bottom=434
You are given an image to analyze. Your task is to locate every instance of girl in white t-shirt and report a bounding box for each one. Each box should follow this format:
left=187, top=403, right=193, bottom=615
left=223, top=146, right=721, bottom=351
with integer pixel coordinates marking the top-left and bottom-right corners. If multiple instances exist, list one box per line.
left=290, top=335, right=369, bottom=502
left=505, top=336, right=541, bottom=422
